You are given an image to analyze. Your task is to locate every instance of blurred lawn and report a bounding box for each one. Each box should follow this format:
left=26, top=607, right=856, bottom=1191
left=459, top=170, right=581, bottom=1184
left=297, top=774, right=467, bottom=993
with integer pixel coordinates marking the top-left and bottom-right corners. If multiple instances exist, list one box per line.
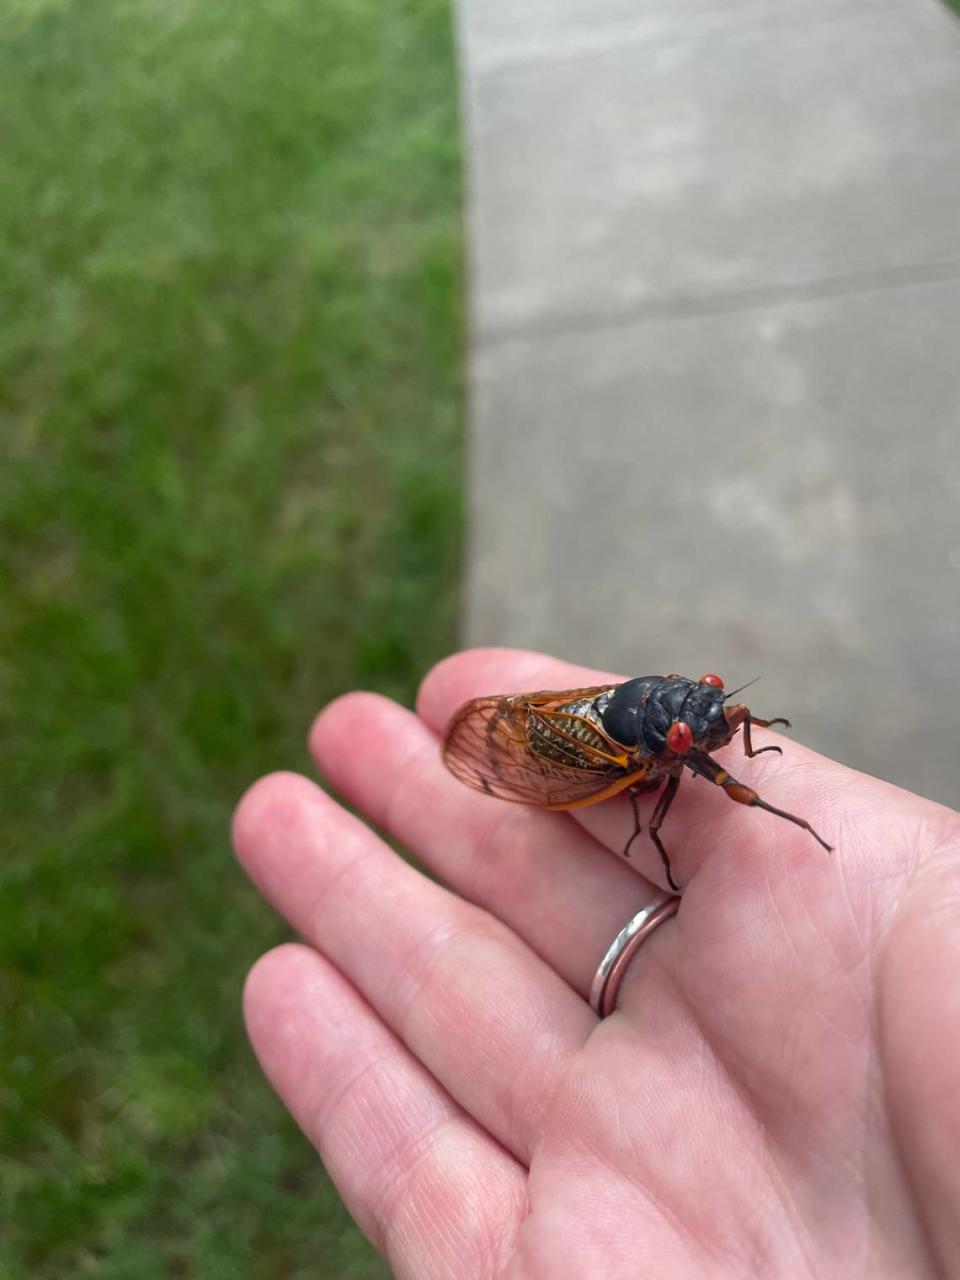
left=0, top=0, right=461, bottom=1275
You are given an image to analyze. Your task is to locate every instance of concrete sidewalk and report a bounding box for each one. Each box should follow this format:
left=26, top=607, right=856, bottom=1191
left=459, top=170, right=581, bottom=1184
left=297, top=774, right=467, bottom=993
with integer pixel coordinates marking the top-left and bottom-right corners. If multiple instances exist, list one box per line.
left=454, top=0, right=960, bottom=806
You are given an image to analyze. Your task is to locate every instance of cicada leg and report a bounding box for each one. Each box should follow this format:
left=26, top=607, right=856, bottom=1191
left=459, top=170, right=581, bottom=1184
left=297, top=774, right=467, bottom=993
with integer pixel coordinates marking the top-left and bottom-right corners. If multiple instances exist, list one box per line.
left=685, top=750, right=832, bottom=852
left=624, top=776, right=683, bottom=893
left=742, top=714, right=790, bottom=759
left=622, top=779, right=659, bottom=859
left=646, top=773, right=682, bottom=893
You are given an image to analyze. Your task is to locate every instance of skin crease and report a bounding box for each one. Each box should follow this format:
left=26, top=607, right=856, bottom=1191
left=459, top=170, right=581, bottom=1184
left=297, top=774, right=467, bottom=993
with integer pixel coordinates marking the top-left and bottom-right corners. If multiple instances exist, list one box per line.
left=232, top=647, right=960, bottom=1280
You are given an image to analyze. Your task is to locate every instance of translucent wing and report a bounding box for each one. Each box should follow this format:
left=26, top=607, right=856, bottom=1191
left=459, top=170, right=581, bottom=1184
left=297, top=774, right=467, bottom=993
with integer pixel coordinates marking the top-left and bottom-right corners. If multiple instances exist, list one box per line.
left=442, top=687, right=649, bottom=809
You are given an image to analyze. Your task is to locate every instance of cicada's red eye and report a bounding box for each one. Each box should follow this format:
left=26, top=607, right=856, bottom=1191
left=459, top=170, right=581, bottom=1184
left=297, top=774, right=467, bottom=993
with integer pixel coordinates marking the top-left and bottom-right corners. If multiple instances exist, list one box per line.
left=667, top=721, right=694, bottom=754
left=699, top=673, right=724, bottom=689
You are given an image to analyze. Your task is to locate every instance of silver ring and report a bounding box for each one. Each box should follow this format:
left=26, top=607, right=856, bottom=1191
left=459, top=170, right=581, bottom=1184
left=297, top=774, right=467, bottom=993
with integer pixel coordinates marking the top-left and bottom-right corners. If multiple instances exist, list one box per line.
left=589, top=894, right=680, bottom=1017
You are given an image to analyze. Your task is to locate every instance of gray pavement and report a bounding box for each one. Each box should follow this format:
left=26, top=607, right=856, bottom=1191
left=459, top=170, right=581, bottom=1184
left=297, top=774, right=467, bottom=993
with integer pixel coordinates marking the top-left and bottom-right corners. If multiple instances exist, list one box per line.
left=455, top=0, right=960, bottom=807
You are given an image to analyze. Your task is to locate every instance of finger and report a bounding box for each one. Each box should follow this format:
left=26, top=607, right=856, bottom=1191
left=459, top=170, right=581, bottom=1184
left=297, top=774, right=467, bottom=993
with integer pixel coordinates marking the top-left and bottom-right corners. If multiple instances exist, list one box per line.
left=233, top=772, right=594, bottom=1163
left=310, top=692, right=665, bottom=999
left=244, top=944, right=526, bottom=1280
left=417, top=647, right=841, bottom=892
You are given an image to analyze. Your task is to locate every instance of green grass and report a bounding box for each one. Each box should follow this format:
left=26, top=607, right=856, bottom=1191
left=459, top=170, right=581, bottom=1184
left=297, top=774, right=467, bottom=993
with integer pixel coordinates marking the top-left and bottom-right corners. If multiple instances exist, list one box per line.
left=0, top=1, right=462, bottom=1275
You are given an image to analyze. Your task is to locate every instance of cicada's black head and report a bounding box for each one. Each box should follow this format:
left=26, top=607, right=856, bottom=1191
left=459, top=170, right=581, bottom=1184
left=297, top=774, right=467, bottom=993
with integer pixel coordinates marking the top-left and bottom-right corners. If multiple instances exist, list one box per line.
left=600, top=673, right=733, bottom=759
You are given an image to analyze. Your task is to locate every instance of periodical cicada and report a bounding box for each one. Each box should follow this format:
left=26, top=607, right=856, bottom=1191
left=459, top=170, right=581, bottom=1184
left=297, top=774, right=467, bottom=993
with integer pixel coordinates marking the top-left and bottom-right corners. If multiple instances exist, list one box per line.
left=442, top=672, right=831, bottom=892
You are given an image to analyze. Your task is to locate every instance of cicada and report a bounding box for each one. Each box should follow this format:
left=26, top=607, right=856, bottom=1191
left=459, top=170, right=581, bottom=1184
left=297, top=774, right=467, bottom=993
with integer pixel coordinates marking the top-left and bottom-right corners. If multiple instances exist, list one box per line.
left=442, top=672, right=831, bottom=892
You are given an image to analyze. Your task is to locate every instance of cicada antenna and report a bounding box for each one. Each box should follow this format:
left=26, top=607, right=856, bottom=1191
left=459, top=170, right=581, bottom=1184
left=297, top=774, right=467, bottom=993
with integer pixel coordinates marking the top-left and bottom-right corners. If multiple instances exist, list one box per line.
left=723, top=675, right=762, bottom=701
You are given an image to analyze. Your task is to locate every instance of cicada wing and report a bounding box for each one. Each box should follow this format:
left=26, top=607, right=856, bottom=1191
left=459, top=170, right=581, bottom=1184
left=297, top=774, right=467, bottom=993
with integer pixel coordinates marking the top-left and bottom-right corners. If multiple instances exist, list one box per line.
left=520, top=684, right=621, bottom=707
left=442, top=690, right=632, bottom=808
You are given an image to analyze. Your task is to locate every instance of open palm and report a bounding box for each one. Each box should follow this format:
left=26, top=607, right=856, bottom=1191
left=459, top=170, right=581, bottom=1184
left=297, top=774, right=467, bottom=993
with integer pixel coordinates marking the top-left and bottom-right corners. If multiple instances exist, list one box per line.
left=233, top=649, right=960, bottom=1279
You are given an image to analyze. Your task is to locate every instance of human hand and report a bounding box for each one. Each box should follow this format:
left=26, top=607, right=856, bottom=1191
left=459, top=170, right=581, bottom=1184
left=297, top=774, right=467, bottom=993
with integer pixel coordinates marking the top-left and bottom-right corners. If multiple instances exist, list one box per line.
left=233, top=648, right=960, bottom=1279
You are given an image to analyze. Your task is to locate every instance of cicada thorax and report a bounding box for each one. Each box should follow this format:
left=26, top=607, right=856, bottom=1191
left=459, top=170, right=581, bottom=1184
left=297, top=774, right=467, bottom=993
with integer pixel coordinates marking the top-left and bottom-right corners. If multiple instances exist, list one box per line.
left=600, top=675, right=729, bottom=757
